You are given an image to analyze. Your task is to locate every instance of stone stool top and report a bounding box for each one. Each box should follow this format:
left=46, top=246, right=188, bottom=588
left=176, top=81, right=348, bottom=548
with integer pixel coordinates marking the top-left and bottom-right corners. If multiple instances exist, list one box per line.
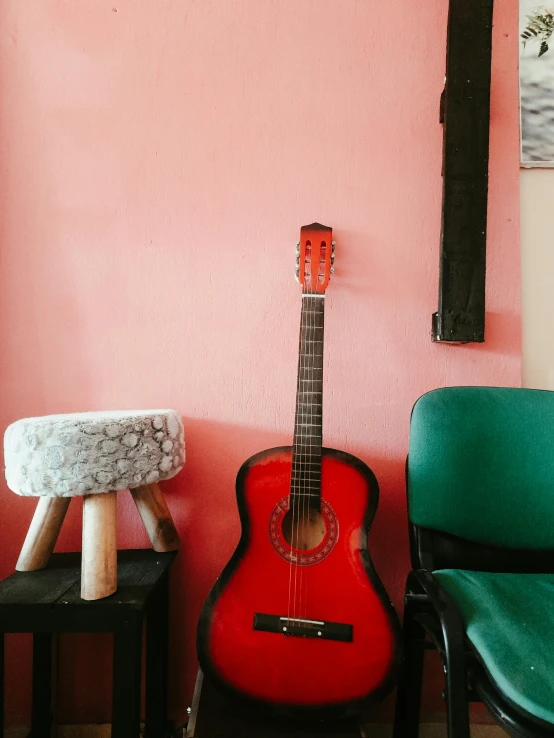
left=4, top=410, right=185, bottom=498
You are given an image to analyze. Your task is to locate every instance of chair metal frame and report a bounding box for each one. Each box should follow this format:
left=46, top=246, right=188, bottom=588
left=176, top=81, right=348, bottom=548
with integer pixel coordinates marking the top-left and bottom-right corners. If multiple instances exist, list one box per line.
left=393, top=516, right=554, bottom=738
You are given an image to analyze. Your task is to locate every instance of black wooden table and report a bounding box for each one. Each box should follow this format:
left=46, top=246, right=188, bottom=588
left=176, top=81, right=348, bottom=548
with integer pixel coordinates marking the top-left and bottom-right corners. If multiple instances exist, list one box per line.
left=0, top=548, right=177, bottom=738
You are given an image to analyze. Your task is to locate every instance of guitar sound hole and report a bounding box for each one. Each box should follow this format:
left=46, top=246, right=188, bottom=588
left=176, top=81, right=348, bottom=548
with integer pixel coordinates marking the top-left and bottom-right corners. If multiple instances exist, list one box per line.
left=281, top=508, right=326, bottom=551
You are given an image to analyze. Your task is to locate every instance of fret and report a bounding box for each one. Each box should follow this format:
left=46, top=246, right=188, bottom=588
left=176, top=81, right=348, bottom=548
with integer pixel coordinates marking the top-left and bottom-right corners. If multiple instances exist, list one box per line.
left=291, top=293, right=324, bottom=506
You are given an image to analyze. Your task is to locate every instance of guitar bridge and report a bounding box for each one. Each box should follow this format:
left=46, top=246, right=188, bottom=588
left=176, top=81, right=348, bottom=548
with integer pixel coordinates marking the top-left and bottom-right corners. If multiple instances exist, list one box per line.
left=253, top=613, right=353, bottom=642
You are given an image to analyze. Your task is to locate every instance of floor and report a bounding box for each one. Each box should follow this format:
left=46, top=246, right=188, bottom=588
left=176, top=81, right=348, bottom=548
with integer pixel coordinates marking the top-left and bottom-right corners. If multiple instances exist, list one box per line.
left=3, top=725, right=508, bottom=737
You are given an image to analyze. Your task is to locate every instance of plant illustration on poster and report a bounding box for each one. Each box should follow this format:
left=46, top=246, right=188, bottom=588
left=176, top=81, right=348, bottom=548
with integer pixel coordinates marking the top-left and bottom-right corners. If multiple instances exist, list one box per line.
left=520, top=1, right=554, bottom=165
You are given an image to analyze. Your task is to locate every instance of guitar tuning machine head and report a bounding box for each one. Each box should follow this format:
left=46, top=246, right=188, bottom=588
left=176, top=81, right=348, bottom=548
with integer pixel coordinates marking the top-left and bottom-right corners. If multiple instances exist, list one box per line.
left=330, top=266, right=335, bottom=275
left=331, top=240, right=336, bottom=253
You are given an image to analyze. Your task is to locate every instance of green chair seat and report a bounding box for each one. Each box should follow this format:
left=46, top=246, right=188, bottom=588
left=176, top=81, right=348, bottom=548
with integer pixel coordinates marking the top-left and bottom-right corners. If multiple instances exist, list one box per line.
left=434, top=569, right=554, bottom=725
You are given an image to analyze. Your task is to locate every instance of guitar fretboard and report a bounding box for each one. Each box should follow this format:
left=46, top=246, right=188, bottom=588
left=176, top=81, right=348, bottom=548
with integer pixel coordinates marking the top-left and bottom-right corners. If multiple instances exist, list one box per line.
left=290, top=294, right=324, bottom=510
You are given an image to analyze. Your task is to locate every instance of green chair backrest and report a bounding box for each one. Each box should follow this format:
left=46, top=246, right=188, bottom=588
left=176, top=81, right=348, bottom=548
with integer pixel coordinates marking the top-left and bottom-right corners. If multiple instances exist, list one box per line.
left=408, top=387, right=554, bottom=550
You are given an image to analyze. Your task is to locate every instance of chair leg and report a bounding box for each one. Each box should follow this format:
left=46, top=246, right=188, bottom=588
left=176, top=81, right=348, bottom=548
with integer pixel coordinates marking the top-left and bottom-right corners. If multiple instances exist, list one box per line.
left=131, top=483, right=180, bottom=552
left=444, top=630, right=471, bottom=738
left=16, top=498, right=71, bottom=572
left=81, top=492, right=117, bottom=600
left=393, top=598, right=426, bottom=738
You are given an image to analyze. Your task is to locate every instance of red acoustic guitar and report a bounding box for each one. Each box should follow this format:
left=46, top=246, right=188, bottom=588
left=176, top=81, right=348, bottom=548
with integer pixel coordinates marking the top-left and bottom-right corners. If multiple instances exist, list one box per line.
left=197, top=223, right=400, bottom=717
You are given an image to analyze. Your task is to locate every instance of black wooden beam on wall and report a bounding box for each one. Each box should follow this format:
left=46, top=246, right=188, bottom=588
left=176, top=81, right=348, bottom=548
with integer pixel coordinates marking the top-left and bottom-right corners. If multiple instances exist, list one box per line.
left=432, top=0, right=494, bottom=343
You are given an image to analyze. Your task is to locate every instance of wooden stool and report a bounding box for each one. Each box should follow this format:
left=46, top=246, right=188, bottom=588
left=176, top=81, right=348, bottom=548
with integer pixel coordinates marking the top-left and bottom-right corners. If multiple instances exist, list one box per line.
left=4, top=409, right=184, bottom=601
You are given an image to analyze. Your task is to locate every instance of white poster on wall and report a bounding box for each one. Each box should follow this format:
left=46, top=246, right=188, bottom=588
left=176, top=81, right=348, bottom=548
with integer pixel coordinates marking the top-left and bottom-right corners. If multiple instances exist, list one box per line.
left=520, top=1, right=554, bottom=165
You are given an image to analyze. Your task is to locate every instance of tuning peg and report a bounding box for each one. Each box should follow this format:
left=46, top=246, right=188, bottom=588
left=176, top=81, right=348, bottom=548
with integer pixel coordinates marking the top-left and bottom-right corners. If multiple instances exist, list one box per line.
left=331, top=240, right=336, bottom=252
left=330, top=266, right=335, bottom=275
left=330, top=253, right=335, bottom=264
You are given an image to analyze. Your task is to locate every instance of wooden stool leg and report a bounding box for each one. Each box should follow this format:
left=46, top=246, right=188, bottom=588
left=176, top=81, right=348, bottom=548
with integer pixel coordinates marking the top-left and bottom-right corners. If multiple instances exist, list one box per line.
left=130, top=483, right=180, bottom=552
left=81, top=491, right=117, bottom=601
left=16, top=497, right=71, bottom=572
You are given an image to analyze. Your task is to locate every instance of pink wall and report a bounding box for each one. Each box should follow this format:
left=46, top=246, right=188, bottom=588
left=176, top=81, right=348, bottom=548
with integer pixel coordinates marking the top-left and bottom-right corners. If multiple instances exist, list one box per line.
left=0, top=0, right=520, bottom=727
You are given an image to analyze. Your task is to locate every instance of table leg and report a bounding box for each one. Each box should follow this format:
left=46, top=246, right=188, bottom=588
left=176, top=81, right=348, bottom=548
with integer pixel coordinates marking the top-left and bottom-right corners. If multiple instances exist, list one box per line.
left=30, top=633, right=53, bottom=738
left=112, top=615, right=143, bottom=738
left=145, top=574, right=169, bottom=737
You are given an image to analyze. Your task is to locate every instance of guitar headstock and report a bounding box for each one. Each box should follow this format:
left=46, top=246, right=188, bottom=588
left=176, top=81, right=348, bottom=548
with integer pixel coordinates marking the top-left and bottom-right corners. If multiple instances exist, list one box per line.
left=295, top=223, right=335, bottom=294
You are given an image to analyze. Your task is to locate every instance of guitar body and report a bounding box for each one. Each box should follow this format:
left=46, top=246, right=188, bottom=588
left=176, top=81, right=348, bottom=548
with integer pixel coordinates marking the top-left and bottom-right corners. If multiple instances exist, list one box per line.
left=197, top=446, right=400, bottom=717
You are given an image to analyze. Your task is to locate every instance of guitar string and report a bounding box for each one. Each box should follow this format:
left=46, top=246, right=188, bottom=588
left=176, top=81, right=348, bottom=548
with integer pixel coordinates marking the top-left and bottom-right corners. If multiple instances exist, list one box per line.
left=290, top=241, right=326, bottom=627
left=297, top=270, right=313, bottom=626
left=299, top=244, right=323, bottom=627
left=303, top=244, right=323, bottom=626
left=295, top=244, right=317, bottom=624
left=304, top=260, right=319, bottom=624
left=293, top=250, right=310, bottom=623
left=289, top=242, right=308, bottom=625
left=287, top=260, right=301, bottom=625
left=302, top=276, right=315, bottom=625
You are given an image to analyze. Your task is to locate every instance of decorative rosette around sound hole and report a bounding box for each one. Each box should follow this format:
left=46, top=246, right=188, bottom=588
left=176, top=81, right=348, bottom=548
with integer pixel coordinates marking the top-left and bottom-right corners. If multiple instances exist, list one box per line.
left=268, top=496, right=339, bottom=566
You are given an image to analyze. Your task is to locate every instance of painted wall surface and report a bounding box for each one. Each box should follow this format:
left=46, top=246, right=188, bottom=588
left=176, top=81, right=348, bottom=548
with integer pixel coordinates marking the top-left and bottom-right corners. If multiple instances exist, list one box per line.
left=0, top=0, right=521, bottom=727
left=521, top=169, right=554, bottom=390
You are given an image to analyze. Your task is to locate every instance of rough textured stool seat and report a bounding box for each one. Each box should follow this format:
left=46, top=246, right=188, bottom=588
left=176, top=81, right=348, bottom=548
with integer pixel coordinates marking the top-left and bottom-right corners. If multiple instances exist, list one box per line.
left=4, top=410, right=184, bottom=601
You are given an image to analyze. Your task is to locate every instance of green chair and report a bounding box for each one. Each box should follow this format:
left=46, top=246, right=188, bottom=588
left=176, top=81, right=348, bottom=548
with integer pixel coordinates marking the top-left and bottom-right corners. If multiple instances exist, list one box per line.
left=393, top=387, right=554, bottom=738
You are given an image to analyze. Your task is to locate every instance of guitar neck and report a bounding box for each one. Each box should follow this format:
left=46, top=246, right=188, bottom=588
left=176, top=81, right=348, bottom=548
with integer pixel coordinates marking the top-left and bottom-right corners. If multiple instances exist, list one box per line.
left=291, top=293, right=325, bottom=510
